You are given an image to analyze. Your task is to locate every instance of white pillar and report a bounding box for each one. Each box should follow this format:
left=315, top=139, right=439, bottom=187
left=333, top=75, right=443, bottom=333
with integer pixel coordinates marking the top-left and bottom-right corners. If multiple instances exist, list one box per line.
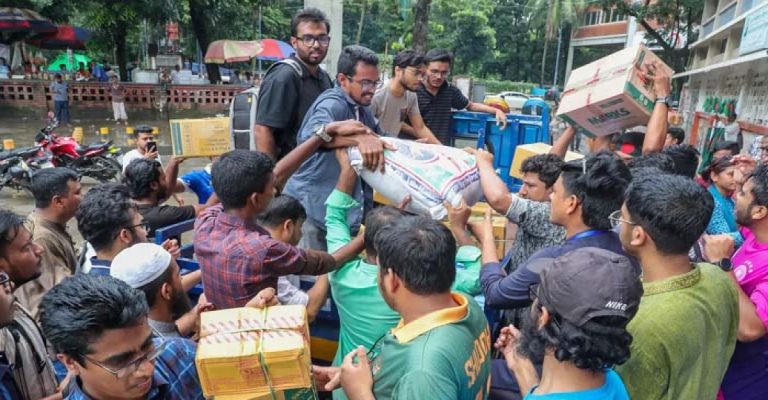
left=305, top=0, right=343, bottom=78
left=564, top=44, right=575, bottom=86
left=625, top=16, right=638, bottom=48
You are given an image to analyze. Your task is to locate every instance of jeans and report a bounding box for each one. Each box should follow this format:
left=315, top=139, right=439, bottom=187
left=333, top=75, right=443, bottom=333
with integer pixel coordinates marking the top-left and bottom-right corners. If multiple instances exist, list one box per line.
left=54, top=100, right=70, bottom=123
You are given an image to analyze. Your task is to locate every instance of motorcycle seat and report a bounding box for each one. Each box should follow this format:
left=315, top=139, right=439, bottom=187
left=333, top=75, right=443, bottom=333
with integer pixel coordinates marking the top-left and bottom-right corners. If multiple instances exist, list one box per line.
left=0, top=147, right=39, bottom=161
left=76, top=143, right=109, bottom=155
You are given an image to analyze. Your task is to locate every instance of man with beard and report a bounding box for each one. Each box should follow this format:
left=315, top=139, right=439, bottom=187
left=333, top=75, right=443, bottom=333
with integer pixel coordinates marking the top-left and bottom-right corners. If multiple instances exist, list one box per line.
left=0, top=271, right=21, bottom=399
left=283, top=45, right=392, bottom=251
left=110, top=243, right=205, bottom=338
left=16, top=168, right=82, bottom=321
left=254, top=8, right=334, bottom=161
left=75, top=183, right=201, bottom=292
left=370, top=49, right=439, bottom=143
left=123, top=158, right=216, bottom=239
left=704, top=162, right=768, bottom=399
left=494, top=247, right=642, bottom=399
left=0, top=210, right=59, bottom=399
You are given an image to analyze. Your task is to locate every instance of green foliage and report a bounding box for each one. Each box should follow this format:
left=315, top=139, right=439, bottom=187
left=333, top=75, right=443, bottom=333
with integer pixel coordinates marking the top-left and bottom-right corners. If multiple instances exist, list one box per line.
left=477, top=79, right=536, bottom=94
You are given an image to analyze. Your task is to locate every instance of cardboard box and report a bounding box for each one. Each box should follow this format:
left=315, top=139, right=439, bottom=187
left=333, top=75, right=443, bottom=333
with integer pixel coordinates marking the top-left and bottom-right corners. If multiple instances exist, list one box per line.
left=372, top=193, right=509, bottom=258
left=195, top=306, right=314, bottom=399
left=510, top=143, right=584, bottom=179
left=557, top=45, right=674, bottom=137
left=170, top=117, right=233, bottom=157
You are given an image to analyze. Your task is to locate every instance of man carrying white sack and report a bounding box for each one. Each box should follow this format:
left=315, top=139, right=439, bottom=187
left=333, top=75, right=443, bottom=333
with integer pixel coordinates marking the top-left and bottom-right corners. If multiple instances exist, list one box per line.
left=284, top=45, right=394, bottom=251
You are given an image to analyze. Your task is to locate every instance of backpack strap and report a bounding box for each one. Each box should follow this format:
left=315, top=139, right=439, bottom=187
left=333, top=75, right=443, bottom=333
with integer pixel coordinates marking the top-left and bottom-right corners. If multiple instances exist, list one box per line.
left=264, top=58, right=303, bottom=79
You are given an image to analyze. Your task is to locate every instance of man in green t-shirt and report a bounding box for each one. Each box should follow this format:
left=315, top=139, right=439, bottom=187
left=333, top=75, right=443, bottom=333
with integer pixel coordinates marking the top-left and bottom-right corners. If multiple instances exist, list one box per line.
left=314, top=185, right=491, bottom=399
left=614, top=172, right=739, bottom=400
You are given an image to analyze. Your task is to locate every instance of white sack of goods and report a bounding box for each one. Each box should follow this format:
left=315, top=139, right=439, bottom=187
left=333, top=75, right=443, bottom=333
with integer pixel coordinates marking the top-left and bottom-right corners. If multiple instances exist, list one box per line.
left=348, top=137, right=482, bottom=219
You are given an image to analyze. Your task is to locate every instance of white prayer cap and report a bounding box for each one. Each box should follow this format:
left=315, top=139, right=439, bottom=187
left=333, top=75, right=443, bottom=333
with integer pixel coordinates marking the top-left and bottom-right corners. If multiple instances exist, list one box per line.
left=110, top=243, right=172, bottom=288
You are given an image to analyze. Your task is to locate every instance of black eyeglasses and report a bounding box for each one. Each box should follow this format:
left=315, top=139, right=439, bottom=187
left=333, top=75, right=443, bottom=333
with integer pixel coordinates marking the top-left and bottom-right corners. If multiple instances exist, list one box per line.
left=81, top=339, right=169, bottom=379
left=125, top=222, right=150, bottom=232
left=367, top=333, right=386, bottom=362
left=344, top=75, right=382, bottom=91
left=528, top=283, right=539, bottom=302
left=295, top=34, right=330, bottom=47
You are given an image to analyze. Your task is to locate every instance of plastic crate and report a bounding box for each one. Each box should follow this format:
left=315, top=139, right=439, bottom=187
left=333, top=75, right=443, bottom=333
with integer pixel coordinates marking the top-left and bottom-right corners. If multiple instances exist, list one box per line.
left=449, top=111, right=551, bottom=191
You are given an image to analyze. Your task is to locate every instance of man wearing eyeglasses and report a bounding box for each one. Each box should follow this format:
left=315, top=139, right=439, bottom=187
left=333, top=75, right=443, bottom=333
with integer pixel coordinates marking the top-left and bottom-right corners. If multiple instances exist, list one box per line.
left=0, top=210, right=59, bottom=399
left=40, top=273, right=203, bottom=400
left=283, top=45, right=393, bottom=252
left=410, top=49, right=508, bottom=145
left=370, top=49, right=439, bottom=144
left=254, top=8, right=334, bottom=161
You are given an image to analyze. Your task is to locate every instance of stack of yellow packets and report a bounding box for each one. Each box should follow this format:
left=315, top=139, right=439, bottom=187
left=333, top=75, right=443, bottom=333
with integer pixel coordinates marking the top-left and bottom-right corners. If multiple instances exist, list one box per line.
left=195, top=305, right=317, bottom=400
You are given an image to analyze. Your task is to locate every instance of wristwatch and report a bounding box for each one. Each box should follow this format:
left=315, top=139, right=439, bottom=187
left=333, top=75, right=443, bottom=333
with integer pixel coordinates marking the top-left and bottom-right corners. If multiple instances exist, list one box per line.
left=655, top=96, right=671, bottom=107
left=715, top=258, right=733, bottom=272
left=314, top=124, right=332, bottom=143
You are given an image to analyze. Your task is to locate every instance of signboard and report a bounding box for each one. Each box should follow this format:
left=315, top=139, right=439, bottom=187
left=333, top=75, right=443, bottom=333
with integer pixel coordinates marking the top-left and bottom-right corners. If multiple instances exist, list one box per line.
left=740, top=2, right=768, bottom=56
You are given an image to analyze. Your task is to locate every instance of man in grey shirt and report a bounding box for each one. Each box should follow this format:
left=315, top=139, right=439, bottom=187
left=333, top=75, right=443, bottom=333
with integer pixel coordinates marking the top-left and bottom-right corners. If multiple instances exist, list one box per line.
left=50, top=73, right=70, bottom=124
left=370, top=49, right=439, bottom=144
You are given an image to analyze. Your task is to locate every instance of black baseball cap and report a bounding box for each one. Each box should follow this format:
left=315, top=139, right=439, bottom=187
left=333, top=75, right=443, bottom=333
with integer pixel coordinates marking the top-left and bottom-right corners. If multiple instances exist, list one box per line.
left=537, top=247, right=643, bottom=333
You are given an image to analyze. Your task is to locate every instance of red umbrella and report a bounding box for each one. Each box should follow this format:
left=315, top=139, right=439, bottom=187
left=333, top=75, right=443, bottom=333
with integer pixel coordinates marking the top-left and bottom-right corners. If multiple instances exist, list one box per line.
left=0, top=7, right=56, bottom=44
left=255, top=39, right=295, bottom=61
left=27, top=25, right=92, bottom=50
left=204, top=40, right=262, bottom=63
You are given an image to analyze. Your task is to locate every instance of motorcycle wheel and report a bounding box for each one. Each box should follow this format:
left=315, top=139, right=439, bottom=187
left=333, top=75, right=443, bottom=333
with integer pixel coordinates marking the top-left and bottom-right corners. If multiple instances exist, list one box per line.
left=89, top=156, right=123, bottom=183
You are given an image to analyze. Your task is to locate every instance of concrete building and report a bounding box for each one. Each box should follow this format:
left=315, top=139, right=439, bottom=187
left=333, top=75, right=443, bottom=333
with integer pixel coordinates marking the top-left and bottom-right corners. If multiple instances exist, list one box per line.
left=676, top=0, right=768, bottom=146
left=565, top=4, right=639, bottom=83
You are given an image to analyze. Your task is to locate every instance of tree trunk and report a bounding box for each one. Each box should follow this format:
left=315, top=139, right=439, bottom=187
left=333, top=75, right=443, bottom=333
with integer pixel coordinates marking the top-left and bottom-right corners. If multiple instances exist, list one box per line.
left=412, top=0, right=432, bottom=53
left=189, top=0, right=221, bottom=83
left=356, top=0, right=367, bottom=45
left=540, top=39, right=549, bottom=86
left=114, top=25, right=128, bottom=83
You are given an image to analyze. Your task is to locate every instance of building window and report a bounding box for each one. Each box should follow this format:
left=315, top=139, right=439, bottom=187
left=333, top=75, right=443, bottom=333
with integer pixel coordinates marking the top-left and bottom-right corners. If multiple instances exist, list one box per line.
left=719, top=39, right=727, bottom=54
left=584, top=11, right=601, bottom=25
left=610, top=9, right=625, bottom=22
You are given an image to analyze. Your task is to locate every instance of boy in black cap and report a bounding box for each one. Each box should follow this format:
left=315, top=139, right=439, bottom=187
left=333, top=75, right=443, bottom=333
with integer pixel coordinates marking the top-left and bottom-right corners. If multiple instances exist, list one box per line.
left=494, top=247, right=642, bottom=399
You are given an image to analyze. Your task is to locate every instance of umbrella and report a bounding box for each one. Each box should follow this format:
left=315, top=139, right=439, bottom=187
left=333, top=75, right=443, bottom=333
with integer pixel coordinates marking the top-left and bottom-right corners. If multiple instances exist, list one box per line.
left=27, top=25, right=92, bottom=50
left=204, top=40, right=262, bottom=64
left=47, top=52, right=91, bottom=72
left=0, top=7, right=56, bottom=44
left=255, top=39, right=294, bottom=61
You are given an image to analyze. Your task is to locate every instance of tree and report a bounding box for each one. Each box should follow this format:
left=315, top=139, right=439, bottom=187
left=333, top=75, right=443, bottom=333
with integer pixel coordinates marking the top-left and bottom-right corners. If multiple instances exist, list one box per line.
left=412, top=0, right=431, bottom=53
left=526, top=0, right=585, bottom=86
left=600, top=0, right=703, bottom=81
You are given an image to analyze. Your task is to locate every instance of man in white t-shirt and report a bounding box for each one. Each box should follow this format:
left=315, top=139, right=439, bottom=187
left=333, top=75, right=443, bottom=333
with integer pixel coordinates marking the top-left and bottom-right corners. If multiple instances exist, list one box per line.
left=370, top=49, right=440, bottom=144
left=123, top=125, right=188, bottom=204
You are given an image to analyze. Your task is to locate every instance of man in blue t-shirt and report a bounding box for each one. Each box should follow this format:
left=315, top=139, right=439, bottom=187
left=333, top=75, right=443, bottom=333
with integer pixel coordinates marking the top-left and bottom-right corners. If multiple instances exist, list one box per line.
left=493, top=247, right=642, bottom=399
left=479, top=151, right=638, bottom=397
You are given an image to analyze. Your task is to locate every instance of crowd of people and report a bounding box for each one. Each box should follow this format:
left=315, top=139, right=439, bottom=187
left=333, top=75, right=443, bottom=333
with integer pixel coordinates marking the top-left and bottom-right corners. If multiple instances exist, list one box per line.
left=0, top=6, right=767, bottom=400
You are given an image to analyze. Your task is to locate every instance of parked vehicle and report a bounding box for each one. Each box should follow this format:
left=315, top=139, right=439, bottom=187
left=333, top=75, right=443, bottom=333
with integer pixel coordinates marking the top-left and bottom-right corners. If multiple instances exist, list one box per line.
left=484, top=91, right=531, bottom=111
left=0, top=146, right=54, bottom=193
left=34, top=117, right=122, bottom=183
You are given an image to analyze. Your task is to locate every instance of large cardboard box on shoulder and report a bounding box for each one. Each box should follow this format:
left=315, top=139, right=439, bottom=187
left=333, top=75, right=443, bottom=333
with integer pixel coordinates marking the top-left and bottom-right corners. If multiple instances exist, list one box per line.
left=195, top=305, right=317, bottom=400
left=556, top=44, right=674, bottom=137
left=170, top=117, right=233, bottom=157
left=510, top=143, right=583, bottom=180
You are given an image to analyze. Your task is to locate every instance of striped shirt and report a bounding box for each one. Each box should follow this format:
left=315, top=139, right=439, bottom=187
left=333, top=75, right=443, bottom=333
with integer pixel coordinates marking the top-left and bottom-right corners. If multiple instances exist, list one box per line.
left=416, top=82, right=470, bottom=142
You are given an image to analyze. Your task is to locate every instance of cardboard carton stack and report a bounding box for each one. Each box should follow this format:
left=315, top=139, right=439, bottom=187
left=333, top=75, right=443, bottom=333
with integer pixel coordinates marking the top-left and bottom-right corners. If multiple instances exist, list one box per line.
left=195, top=305, right=317, bottom=400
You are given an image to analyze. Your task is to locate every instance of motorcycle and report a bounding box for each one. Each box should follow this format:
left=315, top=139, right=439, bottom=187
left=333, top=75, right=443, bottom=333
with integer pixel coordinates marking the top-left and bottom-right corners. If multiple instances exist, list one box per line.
left=34, top=117, right=123, bottom=183
left=0, top=146, right=55, bottom=193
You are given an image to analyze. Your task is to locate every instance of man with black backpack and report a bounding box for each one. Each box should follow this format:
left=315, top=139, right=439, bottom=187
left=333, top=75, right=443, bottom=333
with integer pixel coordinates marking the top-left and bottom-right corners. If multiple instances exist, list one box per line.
left=254, top=8, right=334, bottom=161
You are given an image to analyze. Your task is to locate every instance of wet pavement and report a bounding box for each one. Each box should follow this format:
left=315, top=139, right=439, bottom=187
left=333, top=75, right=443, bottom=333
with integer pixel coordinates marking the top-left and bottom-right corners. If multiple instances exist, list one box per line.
left=0, top=115, right=209, bottom=230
